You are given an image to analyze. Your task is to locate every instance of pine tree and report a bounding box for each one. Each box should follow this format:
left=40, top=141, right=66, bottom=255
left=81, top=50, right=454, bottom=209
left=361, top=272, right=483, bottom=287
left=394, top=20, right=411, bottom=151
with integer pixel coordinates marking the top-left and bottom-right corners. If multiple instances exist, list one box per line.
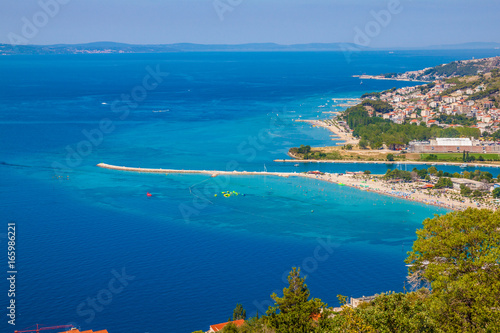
left=266, top=267, right=324, bottom=333
left=233, top=303, right=246, bottom=320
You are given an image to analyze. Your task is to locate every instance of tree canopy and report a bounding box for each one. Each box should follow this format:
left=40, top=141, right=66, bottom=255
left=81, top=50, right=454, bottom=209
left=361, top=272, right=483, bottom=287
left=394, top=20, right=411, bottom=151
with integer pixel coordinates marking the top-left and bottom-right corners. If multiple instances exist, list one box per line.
left=405, top=209, right=500, bottom=332
left=341, top=105, right=481, bottom=149
left=233, top=303, right=247, bottom=320
left=266, top=267, right=324, bottom=333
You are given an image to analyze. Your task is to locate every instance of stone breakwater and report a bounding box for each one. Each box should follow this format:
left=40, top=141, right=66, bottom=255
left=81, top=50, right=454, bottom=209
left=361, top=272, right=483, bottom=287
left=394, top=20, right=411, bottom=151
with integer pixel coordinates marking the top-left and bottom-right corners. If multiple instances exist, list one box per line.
left=98, top=163, right=499, bottom=211
left=96, top=163, right=299, bottom=177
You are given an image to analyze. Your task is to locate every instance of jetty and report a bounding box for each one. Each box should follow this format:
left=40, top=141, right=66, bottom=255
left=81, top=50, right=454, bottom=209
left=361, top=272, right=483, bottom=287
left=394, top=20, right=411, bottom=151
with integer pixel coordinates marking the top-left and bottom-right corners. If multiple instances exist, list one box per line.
left=96, top=163, right=498, bottom=211
left=97, top=163, right=299, bottom=177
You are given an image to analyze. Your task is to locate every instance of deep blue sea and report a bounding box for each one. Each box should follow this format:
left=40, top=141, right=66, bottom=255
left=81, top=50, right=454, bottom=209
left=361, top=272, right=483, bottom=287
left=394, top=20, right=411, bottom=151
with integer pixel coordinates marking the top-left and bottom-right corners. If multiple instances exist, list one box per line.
left=1, top=49, right=500, bottom=333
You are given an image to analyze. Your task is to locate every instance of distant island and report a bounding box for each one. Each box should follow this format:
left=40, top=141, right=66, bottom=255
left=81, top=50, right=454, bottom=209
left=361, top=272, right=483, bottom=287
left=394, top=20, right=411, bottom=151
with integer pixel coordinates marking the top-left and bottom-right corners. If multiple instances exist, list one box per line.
left=0, top=42, right=369, bottom=55
left=1, top=41, right=500, bottom=55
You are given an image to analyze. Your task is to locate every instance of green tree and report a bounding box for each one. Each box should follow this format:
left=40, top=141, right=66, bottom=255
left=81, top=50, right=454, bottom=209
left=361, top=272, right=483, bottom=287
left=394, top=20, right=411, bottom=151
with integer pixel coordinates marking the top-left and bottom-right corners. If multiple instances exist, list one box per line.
left=386, top=153, right=395, bottom=161
left=424, top=154, right=438, bottom=161
left=428, top=166, right=438, bottom=175
left=384, top=169, right=412, bottom=181
left=460, top=184, right=473, bottom=197
left=370, top=141, right=383, bottom=150
left=479, top=171, right=493, bottom=182
left=233, top=303, right=247, bottom=320
left=493, top=187, right=500, bottom=199
left=406, top=209, right=500, bottom=332
left=442, top=127, right=461, bottom=137
left=266, top=267, right=324, bottom=333
left=417, top=168, right=428, bottom=179
left=329, top=295, right=376, bottom=333
left=364, top=170, right=371, bottom=175
left=359, top=139, right=368, bottom=149
left=222, top=323, right=240, bottom=333
left=297, top=145, right=311, bottom=154
left=472, top=190, right=484, bottom=198
left=433, top=177, right=453, bottom=189
left=238, top=316, right=268, bottom=333
left=354, top=290, right=436, bottom=333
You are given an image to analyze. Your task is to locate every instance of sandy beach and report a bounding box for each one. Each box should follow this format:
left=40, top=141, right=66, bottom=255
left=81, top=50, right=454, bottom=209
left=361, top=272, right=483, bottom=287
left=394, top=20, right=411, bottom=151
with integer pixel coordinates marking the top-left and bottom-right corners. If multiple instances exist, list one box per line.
left=295, top=119, right=359, bottom=145
left=97, top=163, right=498, bottom=211
left=302, top=172, right=495, bottom=211
left=352, top=74, right=431, bottom=83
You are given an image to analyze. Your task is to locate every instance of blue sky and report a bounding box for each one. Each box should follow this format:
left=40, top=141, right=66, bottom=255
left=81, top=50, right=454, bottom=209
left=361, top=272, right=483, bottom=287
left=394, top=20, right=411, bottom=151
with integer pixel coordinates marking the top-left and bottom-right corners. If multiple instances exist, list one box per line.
left=1, top=0, right=499, bottom=47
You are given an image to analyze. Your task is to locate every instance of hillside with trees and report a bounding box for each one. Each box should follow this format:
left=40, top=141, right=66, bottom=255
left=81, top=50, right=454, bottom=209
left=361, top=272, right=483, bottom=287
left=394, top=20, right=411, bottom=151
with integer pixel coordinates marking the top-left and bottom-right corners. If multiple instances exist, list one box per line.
left=384, top=56, right=500, bottom=81
left=338, top=64, right=500, bottom=150
left=340, top=105, right=480, bottom=150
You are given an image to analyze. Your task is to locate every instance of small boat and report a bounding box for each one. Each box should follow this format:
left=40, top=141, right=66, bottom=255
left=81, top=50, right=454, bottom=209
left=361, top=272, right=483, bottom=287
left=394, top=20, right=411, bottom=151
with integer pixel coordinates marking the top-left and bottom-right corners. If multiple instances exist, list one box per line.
left=147, top=192, right=152, bottom=197
left=294, top=164, right=299, bottom=167
left=460, top=164, right=467, bottom=168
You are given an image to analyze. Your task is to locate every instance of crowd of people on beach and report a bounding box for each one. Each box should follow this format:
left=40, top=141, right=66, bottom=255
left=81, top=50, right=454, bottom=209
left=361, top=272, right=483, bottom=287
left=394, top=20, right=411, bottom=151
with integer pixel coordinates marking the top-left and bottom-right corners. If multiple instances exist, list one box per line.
left=304, top=172, right=498, bottom=211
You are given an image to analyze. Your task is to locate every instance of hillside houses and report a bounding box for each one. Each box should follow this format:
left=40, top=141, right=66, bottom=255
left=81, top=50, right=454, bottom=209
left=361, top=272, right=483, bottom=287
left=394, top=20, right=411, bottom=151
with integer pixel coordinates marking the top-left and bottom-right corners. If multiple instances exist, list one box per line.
left=364, top=79, right=500, bottom=134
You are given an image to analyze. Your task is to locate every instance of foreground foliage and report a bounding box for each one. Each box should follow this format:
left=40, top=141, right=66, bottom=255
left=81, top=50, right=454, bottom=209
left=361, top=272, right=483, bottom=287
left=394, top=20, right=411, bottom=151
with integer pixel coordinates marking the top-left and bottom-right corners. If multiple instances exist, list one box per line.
left=406, top=209, right=500, bottom=332
left=201, top=209, right=500, bottom=333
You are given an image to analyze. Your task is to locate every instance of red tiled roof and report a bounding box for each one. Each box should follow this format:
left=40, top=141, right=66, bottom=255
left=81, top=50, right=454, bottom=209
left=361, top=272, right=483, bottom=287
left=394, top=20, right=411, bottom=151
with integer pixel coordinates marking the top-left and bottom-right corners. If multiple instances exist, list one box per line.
left=210, top=319, right=245, bottom=332
left=60, top=329, right=108, bottom=333
left=311, top=313, right=321, bottom=321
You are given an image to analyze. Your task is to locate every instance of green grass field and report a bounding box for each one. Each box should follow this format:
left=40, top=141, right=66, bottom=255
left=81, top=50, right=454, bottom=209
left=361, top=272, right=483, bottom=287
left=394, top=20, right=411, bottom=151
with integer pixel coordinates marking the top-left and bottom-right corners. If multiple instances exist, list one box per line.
left=420, top=153, right=500, bottom=161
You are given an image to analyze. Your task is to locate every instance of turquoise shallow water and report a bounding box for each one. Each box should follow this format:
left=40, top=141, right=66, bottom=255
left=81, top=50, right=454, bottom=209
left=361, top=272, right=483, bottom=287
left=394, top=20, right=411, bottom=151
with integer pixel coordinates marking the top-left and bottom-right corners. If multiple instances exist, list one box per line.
left=1, top=50, right=499, bottom=333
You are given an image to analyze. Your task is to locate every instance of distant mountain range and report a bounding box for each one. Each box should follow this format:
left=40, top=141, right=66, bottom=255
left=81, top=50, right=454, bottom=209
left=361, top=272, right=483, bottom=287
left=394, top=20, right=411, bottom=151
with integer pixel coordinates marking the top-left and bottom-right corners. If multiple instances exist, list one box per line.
left=1, top=41, right=500, bottom=55
left=419, top=42, right=500, bottom=50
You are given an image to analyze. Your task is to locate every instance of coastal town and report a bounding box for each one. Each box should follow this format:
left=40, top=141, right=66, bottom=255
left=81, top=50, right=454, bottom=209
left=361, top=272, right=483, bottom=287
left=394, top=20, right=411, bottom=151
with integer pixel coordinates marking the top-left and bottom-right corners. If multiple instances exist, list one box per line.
left=283, top=57, right=500, bottom=212
left=363, top=78, right=500, bottom=134
left=353, top=56, right=500, bottom=134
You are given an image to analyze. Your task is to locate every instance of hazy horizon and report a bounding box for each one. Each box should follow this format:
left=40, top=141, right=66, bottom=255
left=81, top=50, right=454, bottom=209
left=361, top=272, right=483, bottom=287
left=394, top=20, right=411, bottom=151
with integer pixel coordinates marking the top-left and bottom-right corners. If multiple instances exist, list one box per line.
left=2, top=0, right=499, bottom=48
left=4, top=40, right=500, bottom=49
